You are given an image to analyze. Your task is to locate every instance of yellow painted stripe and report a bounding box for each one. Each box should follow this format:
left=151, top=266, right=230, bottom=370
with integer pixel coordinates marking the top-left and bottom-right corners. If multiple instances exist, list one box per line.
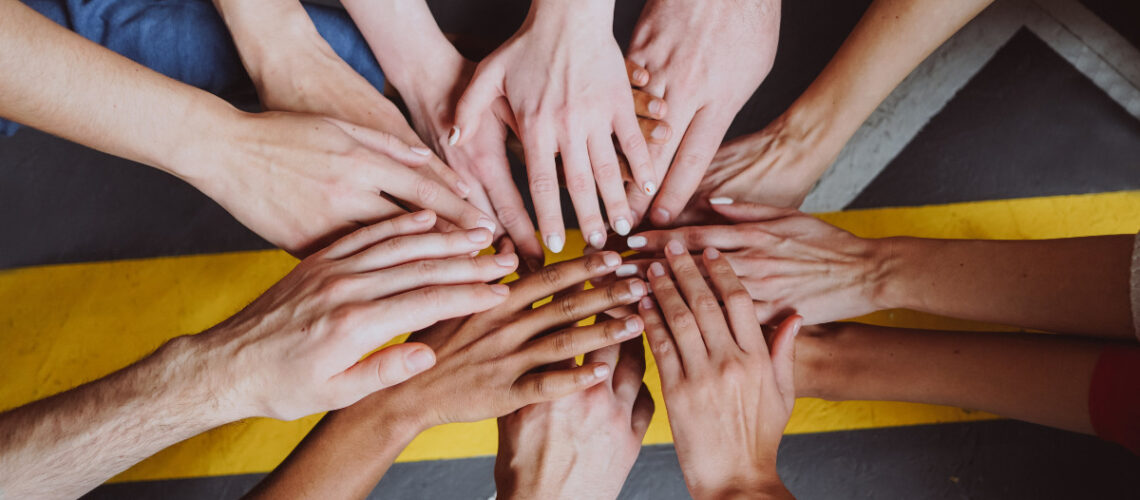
left=0, top=190, right=1137, bottom=482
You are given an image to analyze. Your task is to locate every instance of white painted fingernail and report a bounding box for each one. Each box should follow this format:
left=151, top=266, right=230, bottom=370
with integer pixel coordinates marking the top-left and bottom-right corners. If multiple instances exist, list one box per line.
left=709, top=197, right=734, bottom=205
left=411, top=146, right=432, bottom=156
left=614, top=217, right=632, bottom=236
left=651, top=125, right=668, bottom=140
left=588, top=231, right=605, bottom=249
left=448, top=126, right=461, bottom=146
left=603, top=253, right=621, bottom=267
left=649, top=262, right=665, bottom=277
left=546, top=234, right=564, bottom=254
left=643, top=181, right=657, bottom=195
left=627, top=236, right=647, bottom=248
left=666, top=240, right=685, bottom=255
left=593, top=364, right=611, bottom=378
left=616, top=264, right=638, bottom=277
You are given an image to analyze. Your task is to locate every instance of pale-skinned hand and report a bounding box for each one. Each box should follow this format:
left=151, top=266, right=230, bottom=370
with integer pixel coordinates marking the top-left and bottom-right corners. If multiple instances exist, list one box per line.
left=641, top=241, right=800, bottom=499
left=451, top=0, right=655, bottom=253
left=626, top=0, right=780, bottom=227
left=184, top=211, right=515, bottom=421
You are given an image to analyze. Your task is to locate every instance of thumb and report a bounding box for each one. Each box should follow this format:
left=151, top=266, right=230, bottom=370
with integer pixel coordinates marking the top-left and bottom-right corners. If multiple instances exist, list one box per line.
left=336, top=343, right=437, bottom=404
left=325, top=118, right=432, bottom=167
left=768, top=315, right=802, bottom=408
left=709, top=199, right=801, bottom=223
left=451, top=63, right=505, bottom=147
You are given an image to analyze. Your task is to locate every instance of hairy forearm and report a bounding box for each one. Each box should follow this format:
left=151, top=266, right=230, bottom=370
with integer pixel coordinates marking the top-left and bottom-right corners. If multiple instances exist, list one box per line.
left=0, top=337, right=229, bottom=499
left=873, top=235, right=1134, bottom=337
left=0, top=0, right=238, bottom=183
left=797, top=322, right=1103, bottom=434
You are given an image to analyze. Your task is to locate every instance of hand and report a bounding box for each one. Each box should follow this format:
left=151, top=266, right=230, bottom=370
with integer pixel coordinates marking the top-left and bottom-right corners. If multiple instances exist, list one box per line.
left=626, top=0, right=781, bottom=227
left=623, top=202, right=887, bottom=325
left=452, top=0, right=655, bottom=253
left=186, top=211, right=514, bottom=421
left=640, top=240, right=800, bottom=499
left=349, top=253, right=650, bottom=432
left=182, top=111, right=495, bottom=257
left=495, top=339, right=654, bottom=500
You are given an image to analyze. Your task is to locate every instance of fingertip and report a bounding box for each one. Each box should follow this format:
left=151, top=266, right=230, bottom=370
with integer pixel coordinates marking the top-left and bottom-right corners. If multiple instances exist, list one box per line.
left=591, top=362, right=611, bottom=380
left=412, top=210, right=436, bottom=224
left=404, top=346, right=436, bottom=374
left=490, top=283, right=510, bottom=296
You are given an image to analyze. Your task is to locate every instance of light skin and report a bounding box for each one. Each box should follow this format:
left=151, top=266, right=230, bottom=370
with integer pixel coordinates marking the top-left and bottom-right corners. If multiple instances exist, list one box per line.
left=0, top=211, right=515, bottom=499
left=681, top=0, right=995, bottom=219
left=451, top=0, right=655, bottom=254
left=246, top=254, right=650, bottom=499
left=640, top=242, right=800, bottom=499
left=625, top=0, right=781, bottom=227
left=0, top=0, right=490, bottom=257
left=624, top=202, right=1135, bottom=338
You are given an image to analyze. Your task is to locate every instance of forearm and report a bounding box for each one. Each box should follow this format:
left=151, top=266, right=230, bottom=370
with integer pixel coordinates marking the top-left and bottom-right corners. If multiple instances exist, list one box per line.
left=873, top=235, right=1134, bottom=337
left=211, top=0, right=323, bottom=82
left=340, top=0, right=460, bottom=91
left=0, top=0, right=239, bottom=183
left=796, top=322, right=1102, bottom=434
left=0, top=337, right=230, bottom=499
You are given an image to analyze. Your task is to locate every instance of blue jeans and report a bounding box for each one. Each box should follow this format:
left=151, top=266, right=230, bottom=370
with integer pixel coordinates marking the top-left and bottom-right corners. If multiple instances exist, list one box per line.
left=3, top=0, right=385, bottom=136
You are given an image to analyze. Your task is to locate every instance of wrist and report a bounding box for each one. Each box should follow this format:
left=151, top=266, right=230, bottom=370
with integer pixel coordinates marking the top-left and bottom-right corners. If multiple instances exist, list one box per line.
left=869, top=237, right=921, bottom=311
left=693, top=471, right=791, bottom=500
left=528, top=0, right=615, bottom=29
left=160, top=97, right=249, bottom=195
left=149, top=334, right=245, bottom=428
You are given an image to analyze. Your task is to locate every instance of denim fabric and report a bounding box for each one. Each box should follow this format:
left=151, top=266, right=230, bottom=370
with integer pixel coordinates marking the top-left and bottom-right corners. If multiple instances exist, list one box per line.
left=3, top=0, right=384, bottom=136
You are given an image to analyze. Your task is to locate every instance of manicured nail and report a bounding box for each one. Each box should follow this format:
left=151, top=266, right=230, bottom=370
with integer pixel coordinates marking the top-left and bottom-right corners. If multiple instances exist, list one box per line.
left=614, top=217, right=632, bottom=236
left=634, top=69, right=649, bottom=85
left=490, top=283, right=510, bottom=296
left=705, top=247, right=721, bottom=259
left=405, top=348, right=436, bottom=372
left=411, top=146, right=432, bottom=156
left=643, top=181, right=657, bottom=195
left=412, top=210, right=433, bottom=222
left=649, top=262, right=665, bottom=277
left=588, top=231, right=605, bottom=249
left=627, top=235, right=647, bottom=248
left=709, top=197, right=734, bottom=205
left=639, top=296, right=654, bottom=310
left=616, top=264, right=638, bottom=277
left=629, top=280, right=646, bottom=297
left=651, top=124, right=668, bottom=141
left=603, top=252, right=621, bottom=267
left=653, top=208, right=671, bottom=223
left=593, top=364, right=611, bottom=378
left=666, top=240, right=685, bottom=256
left=546, top=234, right=564, bottom=254
left=448, top=126, right=461, bottom=146
left=624, top=316, right=643, bottom=333
left=467, top=228, right=491, bottom=243
left=476, top=217, right=496, bottom=234
left=494, top=253, right=518, bottom=267
left=456, top=179, right=471, bottom=196
left=649, top=99, right=663, bottom=116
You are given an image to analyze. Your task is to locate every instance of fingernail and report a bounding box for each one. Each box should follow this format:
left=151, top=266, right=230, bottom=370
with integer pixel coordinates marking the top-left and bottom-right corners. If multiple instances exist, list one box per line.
left=593, top=364, right=611, bottom=379
left=709, top=197, right=734, bottom=205
left=405, top=348, right=436, bottom=373
left=627, top=235, right=647, bottom=248
left=624, top=316, right=643, bottom=334
left=411, top=146, right=433, bottom=156
left=616, top=264, right=638, bottom=277
left=634, top=69, right=648, bottom=84
left=649, top=262, right=665, bottom=277
left=588, top=231, right=605, bottom=249
left=490, top=283, right=510, bottom=296
left=448, top=126, right=461, bottom=146
left=653, top=208, right=671, bottom=224
left=639, top=296, right=654, bottom=309
left=666, top=240, right=685, bottom=256
left=494, top=253, right=518, bottom=267
left=546, top=234, right=564, bottom=254
left=643, top=181, right=657, bottom=195
left=412, top=210, right=433, bottom=222
left=651, top=124, right=668, bottom=140
left=603, top=252, right=621, bottom=268
left=456, top=179, right=471, bottom=196
left=613, top=217, right=632, bottom=236
left=648, top=99, right=663, bottom=116
left=629, top=280, right=646, bottom=297
left=476, top=217, right=496, bottom=234
left=705, top=247, right=721, bottom=259
left=467, top=228, right=491, bottom=243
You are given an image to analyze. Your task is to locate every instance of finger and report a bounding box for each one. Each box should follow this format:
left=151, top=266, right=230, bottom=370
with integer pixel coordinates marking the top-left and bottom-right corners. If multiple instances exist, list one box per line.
left=360, top=282, right=510, bottom=347
left=522, top=131, right=565, bottom=254
left=646, top=261, right=708, bottom=370
left=511, top=362, right=611, bottom=409
left=510, top=278, right=648, bottom=341
left=583, top=343, right=621, bottom=374
left=562, top=140, right=607, bottom=250
left=639, top=296, right=682, bottom=386
left=630, top=384, right=654, bottom=438
left=632, top=89, right=667, bottom=120
left=379, top=163, right=496, bottom=233
left=506, top=252, right=624, bottom=311
left=625, top=59, right=650, bottom=87
left=613, top=336, right=647, bottom=406
left=769, top=315, right=802, bottom=407
left=333, top=343, right=436, bottom=407
left=475, top=151, right=543, bottom=264
left=702, top=247, right=764, bottom=353
left=588, top=133, right=634, bottom=238
left=322, top=210, right=437, bottom=260
left=522, top=316, right=643, bottom=367
left=344, top=227, right=495, bottom=273
left=649, top=111, right=731, bottom=226
left=614, top=113, right=657, bottom=198
left=325, top=118, right=431, bottom=168
left=451, top=62, right=505, bottom=147
left=663, top=240, right=734, bottom=354
left=626, top=225, right=752, bottom=252
left=709, top=200, right=802, bottom=222
left=350, top=253, right=518, bottom=301
left=638, top=117, right=672, bottom=144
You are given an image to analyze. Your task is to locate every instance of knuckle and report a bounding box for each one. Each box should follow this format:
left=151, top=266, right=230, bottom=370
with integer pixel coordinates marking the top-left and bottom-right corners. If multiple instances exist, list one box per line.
left=694, top=294, right=721, bottom=312
left=495, top=206, right=526, bottom=229
left=669, top=311, right=695, bottom=331
left=539, top=263, right=567, bottom=288
left=552, top=332, right=577, bottom=356
left=530, top=376, right=548, bottom=397
left=726, top=289, right=755, bottom=307
left=651, top=339, right=672, bottom=356
left=557, top=296, right=584, bottom=320
left=418, top=286, right=444, bottom=308
left=564, top=172, right=593, bottom=193
left=416, top=178, right=442, bottom=204
left=529, top=174, right=560, bottom=195
left=718, top=360, right=747, bottom=380
left=326, top=304, right=360, bottom=333
left=416, top=259, right=440, bottom=276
